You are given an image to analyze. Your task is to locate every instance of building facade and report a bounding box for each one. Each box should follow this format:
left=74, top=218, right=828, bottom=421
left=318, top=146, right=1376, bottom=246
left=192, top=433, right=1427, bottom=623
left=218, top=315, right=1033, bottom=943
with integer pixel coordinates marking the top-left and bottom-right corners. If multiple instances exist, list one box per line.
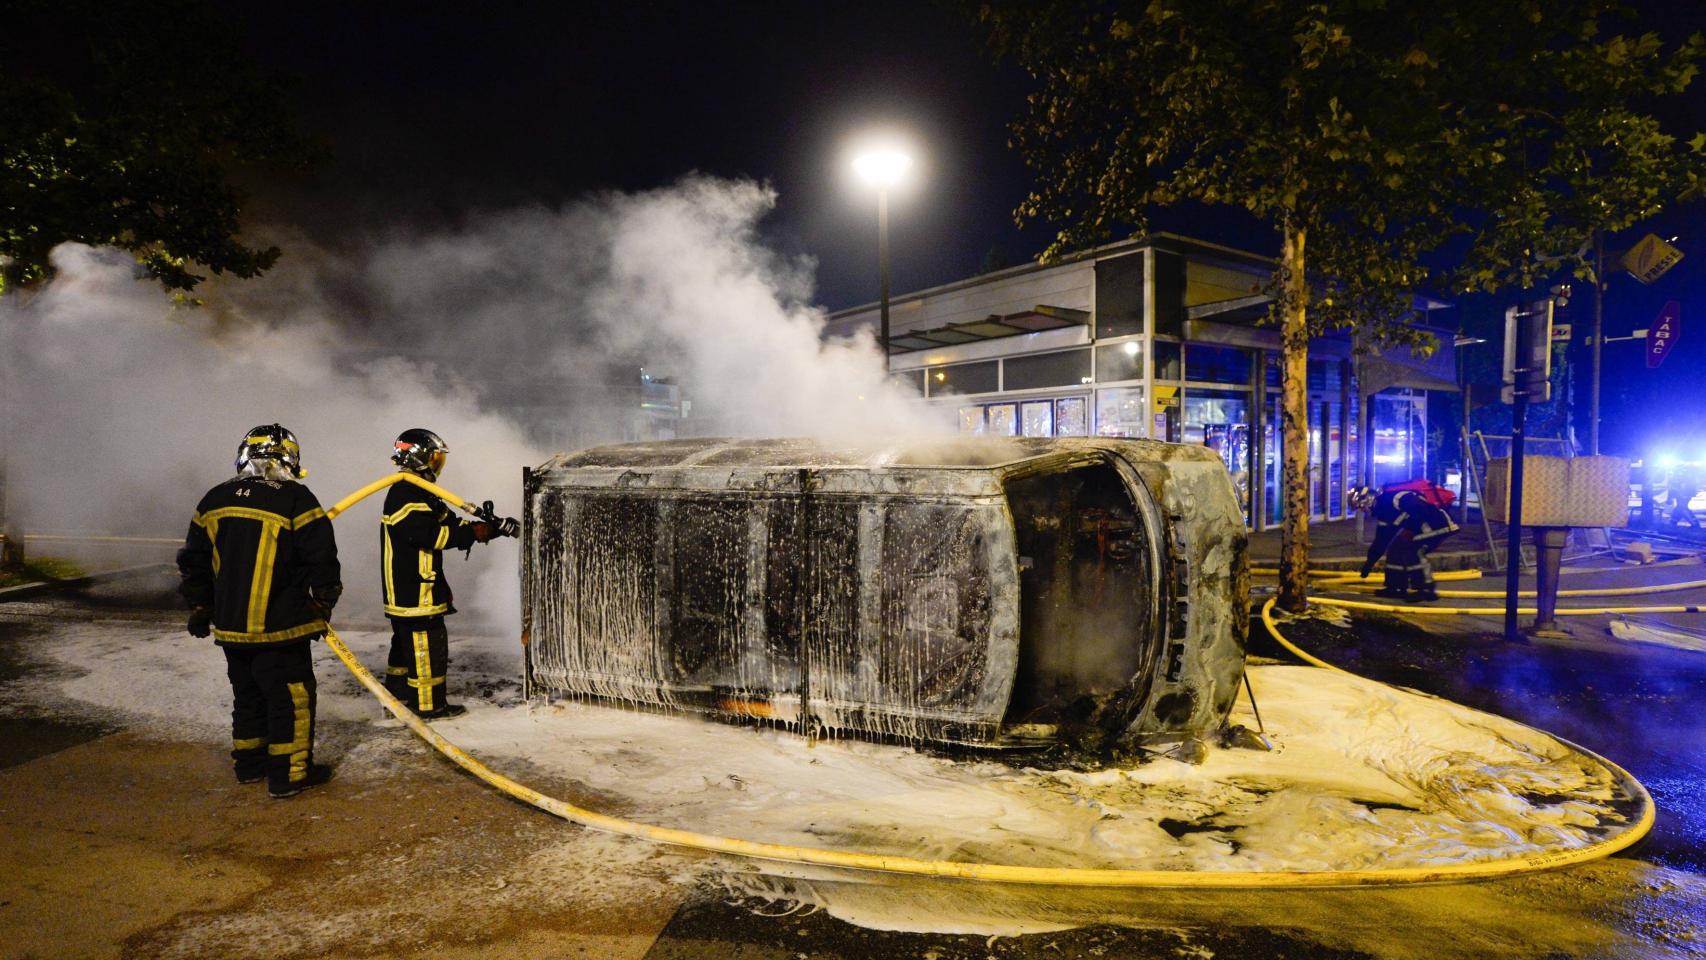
left=824, top=234, right=1457, bottom=529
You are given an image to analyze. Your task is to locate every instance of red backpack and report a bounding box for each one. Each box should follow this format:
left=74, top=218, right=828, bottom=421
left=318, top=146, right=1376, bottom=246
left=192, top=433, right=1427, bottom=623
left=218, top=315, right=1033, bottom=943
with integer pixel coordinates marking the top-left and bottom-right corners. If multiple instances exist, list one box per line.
left=1383, top=478, right=1457, bottom=510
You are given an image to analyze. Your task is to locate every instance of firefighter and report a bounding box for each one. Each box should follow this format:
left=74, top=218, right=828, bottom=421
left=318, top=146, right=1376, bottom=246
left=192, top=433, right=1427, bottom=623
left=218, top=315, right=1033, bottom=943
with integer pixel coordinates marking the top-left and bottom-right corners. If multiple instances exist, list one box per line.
left=1351, top=479, right=1460, bottom=602
left=381, top=429, right=518, bottom=719
left=178, top=425, right=342, bottom=799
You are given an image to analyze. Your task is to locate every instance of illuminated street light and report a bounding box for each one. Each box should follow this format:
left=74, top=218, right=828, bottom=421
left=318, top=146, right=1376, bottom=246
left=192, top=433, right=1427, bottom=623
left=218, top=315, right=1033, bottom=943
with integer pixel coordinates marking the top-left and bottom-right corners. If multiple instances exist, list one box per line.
left=851, top=145, right=915, bottom=368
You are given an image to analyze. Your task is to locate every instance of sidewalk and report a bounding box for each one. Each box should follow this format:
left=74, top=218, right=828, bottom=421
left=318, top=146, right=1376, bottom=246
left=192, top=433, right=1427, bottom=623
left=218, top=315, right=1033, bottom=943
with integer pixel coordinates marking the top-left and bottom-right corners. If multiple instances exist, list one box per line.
left=1249, top=515, right=1506, bottom=571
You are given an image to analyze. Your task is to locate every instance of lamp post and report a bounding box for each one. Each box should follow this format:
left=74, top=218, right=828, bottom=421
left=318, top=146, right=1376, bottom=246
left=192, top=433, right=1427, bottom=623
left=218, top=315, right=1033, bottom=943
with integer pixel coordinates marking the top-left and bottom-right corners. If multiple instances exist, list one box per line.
left=851, top=147, right=912, bottom=369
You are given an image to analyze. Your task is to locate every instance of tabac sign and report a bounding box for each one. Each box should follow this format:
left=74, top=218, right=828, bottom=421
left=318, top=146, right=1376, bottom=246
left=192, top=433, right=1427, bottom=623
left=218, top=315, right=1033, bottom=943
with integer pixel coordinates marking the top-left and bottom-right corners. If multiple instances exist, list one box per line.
left=1624, top=234, right=1683, bottom=285
left=1647, top=301, right=1680, bottom=369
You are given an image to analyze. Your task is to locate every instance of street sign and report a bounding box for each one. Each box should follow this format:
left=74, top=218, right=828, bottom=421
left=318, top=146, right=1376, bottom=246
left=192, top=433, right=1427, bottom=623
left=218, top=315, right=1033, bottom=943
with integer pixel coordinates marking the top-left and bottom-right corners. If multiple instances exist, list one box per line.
left=1502, top=300, right=1554, bottom=404
left=1647, top=301, right=1681, bottom=369
left=1551, top=324, right=1572, bottom=341
left=1625, top=234, right=1684, bottom=284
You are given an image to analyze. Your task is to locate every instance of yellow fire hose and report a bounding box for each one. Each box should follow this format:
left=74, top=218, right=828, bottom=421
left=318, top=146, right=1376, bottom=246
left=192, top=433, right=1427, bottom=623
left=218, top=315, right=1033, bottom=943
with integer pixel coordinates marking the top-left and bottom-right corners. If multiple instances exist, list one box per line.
left=314, top=472, right=1655, bottom=888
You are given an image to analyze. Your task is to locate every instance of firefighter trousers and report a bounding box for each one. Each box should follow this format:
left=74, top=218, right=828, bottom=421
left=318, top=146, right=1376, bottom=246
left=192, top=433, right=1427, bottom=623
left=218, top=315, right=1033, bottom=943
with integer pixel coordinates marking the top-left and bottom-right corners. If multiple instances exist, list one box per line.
left=385, top=616, right=452, bottom=715
left=1384, top=532, right=1453, bottom=594
left=224, top=641, right=317, bottom=791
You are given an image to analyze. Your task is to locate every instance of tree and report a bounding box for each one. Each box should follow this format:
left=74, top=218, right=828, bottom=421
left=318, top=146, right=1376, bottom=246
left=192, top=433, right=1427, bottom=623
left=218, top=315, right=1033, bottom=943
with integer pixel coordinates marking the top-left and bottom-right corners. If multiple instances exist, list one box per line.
left=972, top=0, right=1703, bottom=612
left=0, top=0, right=318, bottom=296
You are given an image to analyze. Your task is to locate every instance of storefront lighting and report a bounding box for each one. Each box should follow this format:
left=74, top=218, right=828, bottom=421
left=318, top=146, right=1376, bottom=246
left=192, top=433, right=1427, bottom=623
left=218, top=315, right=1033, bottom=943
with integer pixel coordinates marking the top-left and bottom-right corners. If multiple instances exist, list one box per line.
left=1657, top=453, right=1679, bottom=470
left=1122, top=341, right=1140, bottom=355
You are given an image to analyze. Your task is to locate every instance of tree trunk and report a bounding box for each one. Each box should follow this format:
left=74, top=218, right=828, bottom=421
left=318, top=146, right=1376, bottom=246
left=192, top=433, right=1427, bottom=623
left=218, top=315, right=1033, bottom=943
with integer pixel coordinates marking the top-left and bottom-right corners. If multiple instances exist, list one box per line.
left=1276, top=223, right=1311, bottom=613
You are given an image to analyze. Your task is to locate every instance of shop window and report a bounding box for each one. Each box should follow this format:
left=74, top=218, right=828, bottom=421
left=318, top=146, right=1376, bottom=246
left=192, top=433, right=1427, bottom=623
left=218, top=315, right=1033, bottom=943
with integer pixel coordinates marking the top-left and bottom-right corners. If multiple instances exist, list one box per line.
left=986, top=403, right=1018, bottom=437
left=1096, top=387, right=1146, bottom=438
left=1055, top=397, right=1088, bottom=436
left=1184, top=388, right=1252, bottom=522
left=1154, top=341, right=1183, bottom=381
left=1021, top=400, right=1054, bottom=437
left=1094, top=341, right=1144, bottom=383
left=1307, top=358, right=1343, bottom=392
left=889, top=369, right=925, bottom=396
left=1094, top=253, right=1145, bottom=338
left=1004, top=349, right=1092, bottom=390
left=927, top=360, right=998, bottom=397
left=1185, top=344, right=1253, bottom=385
left=1265, top=352, right=1281, bottom=388
left=958, top=406, right=986, bottom=435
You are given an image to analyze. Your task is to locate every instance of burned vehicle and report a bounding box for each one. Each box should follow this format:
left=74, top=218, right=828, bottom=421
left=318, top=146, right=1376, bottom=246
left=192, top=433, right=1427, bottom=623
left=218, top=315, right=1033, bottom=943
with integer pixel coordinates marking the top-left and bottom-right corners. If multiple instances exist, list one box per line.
left=521, top=437, right=1248, bottom=752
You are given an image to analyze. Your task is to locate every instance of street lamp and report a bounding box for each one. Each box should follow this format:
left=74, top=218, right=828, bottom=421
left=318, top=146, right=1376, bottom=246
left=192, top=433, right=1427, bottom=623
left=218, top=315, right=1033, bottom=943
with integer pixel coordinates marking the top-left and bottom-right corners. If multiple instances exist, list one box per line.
left=851, top=146, right=913, bottom=369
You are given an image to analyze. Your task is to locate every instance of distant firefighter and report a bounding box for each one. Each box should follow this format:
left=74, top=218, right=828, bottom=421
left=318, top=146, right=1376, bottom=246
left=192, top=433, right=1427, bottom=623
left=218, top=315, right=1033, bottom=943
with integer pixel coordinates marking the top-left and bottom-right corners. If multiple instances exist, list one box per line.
left=380, top=429, right=519, bottom=720
left=1671, top=467, right=1701, bottom=528
left=1350, top=479, right=1459, bottom=603
left=178, top=424, right=342, bottom=799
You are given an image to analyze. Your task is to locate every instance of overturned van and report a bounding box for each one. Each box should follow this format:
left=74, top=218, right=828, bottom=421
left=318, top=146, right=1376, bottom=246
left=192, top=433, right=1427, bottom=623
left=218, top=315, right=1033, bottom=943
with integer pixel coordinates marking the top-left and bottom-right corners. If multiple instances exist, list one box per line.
left=521, top=437, right=1248, bottom=750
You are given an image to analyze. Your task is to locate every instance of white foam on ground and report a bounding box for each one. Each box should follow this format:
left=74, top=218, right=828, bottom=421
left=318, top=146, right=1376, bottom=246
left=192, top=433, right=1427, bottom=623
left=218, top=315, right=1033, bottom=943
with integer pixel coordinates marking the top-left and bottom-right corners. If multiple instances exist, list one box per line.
left=4, top=614, right=1635, bottom=879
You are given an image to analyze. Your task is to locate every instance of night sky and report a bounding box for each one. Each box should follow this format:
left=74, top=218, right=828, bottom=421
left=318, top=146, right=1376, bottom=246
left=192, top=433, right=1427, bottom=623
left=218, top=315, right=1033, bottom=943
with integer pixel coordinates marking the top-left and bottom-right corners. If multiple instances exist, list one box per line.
left=233, top=1, right=1705, bottom=456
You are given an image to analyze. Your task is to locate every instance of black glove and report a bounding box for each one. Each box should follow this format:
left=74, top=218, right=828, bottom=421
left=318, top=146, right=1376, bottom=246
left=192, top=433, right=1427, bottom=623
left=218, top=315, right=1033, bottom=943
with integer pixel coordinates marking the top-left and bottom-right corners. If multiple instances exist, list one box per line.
left=307, top=584, right=341, bottom=622
left=187, top=607, right=212, bottom=638
left=1359, top=562, right=1374, bottom=579
left=496, top=516, right=520, bottom=539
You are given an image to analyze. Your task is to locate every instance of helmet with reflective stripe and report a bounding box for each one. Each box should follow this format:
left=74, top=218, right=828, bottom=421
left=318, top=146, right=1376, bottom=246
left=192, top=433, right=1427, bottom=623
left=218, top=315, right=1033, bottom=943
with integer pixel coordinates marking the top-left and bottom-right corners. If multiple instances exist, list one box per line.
left=235, top=424, right=304, bottom=479
left=392, top=428, right=449, bottom=481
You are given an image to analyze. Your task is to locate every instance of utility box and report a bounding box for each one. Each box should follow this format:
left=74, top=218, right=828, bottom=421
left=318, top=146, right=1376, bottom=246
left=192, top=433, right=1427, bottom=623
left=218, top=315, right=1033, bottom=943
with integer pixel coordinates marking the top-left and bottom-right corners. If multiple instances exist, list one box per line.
left=521, top=437, right=1248, bottom=751
left=1485, top=455, right=1630, bottom=528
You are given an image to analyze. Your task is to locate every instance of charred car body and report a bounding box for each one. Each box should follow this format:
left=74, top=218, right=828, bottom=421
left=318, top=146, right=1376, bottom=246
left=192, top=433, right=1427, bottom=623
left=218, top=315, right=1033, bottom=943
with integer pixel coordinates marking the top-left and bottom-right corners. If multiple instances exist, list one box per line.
left=522, top=437, right=1248, bottom=752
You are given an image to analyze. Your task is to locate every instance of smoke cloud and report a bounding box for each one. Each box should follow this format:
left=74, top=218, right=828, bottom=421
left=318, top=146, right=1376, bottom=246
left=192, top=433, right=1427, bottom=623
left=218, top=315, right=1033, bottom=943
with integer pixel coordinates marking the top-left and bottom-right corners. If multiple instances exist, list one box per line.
left=2, top=176, right=944, bottom=627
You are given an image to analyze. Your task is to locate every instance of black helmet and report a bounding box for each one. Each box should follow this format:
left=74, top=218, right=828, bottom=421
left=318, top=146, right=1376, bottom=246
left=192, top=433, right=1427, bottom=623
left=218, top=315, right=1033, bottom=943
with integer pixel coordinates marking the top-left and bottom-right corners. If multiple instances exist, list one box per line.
left=235, top=424, right=304, bottom=479
left=392, top=428, right=449, bottom=481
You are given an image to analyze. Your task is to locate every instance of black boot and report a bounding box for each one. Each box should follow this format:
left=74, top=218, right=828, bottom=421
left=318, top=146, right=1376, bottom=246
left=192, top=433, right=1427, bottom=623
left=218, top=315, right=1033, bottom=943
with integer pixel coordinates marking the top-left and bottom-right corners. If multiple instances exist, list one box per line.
left=269, top=763, right=333, bottom=799
left=418, top=703, right=467, bottom=721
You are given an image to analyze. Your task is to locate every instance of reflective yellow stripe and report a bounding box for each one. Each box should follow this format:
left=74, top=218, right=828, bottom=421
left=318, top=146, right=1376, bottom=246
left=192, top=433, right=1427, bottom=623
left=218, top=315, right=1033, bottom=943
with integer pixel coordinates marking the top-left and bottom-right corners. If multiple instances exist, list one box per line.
left=381, top=502, right=432, bottom=525
left=246, top=524, right=281, bottom=634
left=385, top=666, right=408, bottom=676
left=382, top=525, right=396, bottom=608
left=412, top=630, right=434, bottom=712
left=434, top=525, right=450, bottom=550
left=419, top=549, right=435, bottom=582
left=407, top=675, right=446, bottom=688
left=233, top=737, right=264, bottom=750
left=420, top=582, right=435, bottom=611
left=384, top=603, right=449, bottom=617
left=293, top=507, right=326, bottom=528
left=200, top=506, right=291, bottom=526
left=212, top=620, right=327, bottom=644
left=269, top=682, right=312, bottom=782
left=203, top=515, right=222, bottom=576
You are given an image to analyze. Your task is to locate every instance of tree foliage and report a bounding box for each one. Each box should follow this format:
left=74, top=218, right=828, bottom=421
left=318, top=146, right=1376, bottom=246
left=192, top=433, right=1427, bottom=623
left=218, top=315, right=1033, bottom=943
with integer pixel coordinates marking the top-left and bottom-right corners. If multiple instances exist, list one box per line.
left=0, top=0, right=319, bottom=295
left=972, top=0, right=1704, bottom=608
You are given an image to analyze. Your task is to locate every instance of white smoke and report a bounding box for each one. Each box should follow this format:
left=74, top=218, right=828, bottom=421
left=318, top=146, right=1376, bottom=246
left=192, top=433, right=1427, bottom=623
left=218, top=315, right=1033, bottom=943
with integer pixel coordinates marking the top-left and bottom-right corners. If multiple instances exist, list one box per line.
left=1, top=176, right=945, bottom=627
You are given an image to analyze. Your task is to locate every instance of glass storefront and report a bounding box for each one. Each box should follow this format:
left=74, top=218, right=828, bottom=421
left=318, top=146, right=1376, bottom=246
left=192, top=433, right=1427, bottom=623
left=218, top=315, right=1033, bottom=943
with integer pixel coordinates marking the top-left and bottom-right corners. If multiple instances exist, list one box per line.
left=1183, top=389, right=1253, bottom=520
left=1371, top=390, right=1427, bottom=488
left=959, top=396, right=1090, bottom=438
left=1096, top=387, right=1146, bottom=438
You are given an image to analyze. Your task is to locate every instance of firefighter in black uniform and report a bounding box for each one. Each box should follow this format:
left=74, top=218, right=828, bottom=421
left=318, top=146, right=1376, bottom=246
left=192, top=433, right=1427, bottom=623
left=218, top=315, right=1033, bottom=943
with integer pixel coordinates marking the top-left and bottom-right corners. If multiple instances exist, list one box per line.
left=1351, top=481, right=1459, bottom=602
left=178, top=425, right=342, bottom=799
left=381, top=429, right=518, bottom=719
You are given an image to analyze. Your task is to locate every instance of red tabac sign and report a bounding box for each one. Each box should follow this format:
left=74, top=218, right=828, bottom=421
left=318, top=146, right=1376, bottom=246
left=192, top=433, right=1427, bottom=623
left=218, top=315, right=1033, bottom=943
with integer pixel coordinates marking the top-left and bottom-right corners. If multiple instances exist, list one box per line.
left=1647, top=301, right=1681, bottom=369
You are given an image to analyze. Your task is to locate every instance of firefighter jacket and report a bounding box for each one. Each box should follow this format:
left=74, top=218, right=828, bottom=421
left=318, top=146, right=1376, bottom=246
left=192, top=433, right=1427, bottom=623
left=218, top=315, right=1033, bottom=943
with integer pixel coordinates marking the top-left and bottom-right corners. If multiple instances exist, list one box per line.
left=380, top=479, right=478, bottom=619
left=1367, top=489, right=1460, bottom=561
left=178, top=477, right=342, bottom=646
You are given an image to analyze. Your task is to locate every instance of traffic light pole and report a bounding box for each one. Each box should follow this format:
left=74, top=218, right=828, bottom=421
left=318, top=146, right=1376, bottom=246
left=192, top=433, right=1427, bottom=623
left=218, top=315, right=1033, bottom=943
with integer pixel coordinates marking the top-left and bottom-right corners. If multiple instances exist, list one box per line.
left=1504, top=389, right=1528, bottom=643
left=1590, top=231, right=1603, bottom=455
